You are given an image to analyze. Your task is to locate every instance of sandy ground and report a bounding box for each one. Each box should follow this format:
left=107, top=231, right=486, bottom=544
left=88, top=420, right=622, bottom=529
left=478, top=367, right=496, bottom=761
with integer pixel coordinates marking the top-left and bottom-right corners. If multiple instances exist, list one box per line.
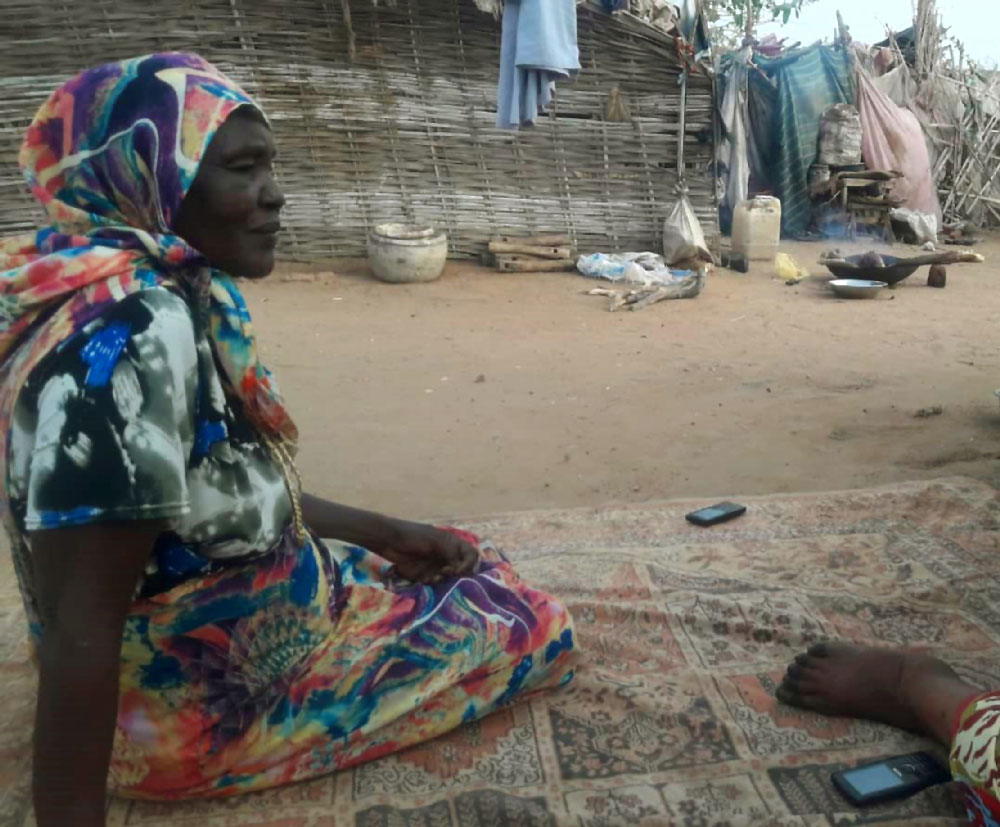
left=254, top=237, right=1000, bottom=520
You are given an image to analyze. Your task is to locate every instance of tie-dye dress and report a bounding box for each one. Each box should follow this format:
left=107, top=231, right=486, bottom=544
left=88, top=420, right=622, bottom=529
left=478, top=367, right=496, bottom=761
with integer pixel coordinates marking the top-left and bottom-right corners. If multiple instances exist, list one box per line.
left=951, top=692, right=1000, bottom=826
left=0, top=53, right=575, bottom=800
left=6, top=278, right=575, bottom=802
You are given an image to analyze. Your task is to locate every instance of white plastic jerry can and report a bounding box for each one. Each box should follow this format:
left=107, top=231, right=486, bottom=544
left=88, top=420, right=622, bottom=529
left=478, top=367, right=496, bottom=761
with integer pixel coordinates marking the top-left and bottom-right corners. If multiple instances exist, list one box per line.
left=732, top=196, right=781, bottom=261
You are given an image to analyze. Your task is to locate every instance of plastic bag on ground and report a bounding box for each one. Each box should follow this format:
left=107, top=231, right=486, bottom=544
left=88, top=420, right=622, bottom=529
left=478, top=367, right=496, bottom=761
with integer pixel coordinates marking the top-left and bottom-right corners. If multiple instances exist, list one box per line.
left=576, top=252, right=696, bottom=288
left=775, top=252, right=809, bottom=282
left=662, top=194, right=712, bottom=266
left=889, top=208, right=938, bottom=245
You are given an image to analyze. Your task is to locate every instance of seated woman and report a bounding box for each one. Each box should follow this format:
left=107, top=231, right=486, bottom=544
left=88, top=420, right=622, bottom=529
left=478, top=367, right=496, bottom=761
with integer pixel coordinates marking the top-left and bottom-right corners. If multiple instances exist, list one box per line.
left=779, top=643, right=1000, bottom=825
left=0, top=54, right=575, bottom=825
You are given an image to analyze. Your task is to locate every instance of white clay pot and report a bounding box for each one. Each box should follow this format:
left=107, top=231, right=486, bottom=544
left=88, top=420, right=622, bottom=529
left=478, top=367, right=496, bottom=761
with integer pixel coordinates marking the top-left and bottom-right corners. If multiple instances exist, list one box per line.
left=368, top=223, right=448, bottom=283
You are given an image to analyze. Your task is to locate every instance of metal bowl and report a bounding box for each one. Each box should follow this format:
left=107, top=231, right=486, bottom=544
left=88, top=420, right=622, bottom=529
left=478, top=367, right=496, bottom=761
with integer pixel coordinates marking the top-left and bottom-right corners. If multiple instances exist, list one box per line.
left=829, top=278, right=888, bottom=299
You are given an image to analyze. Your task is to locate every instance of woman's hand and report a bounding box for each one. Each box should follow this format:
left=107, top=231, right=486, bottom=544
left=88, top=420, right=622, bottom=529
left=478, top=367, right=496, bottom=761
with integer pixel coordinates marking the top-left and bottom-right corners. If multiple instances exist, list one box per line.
left=299, top=494, right=479, bottom=583
left=378, top=522, right=479, bottom=584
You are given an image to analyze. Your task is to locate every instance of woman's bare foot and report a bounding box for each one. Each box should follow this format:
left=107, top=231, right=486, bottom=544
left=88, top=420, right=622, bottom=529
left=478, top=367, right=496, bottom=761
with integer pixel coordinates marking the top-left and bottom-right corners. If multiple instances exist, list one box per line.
left=776, top=641, right=970, bottom=742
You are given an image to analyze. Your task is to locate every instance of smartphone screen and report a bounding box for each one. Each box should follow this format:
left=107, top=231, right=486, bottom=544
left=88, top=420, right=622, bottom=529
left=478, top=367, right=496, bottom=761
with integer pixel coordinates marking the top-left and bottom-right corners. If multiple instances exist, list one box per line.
left=842, top=764, right=905, bottom=796
left=686, top=502, right=747, bottom=526
left=832, top=751, right=951, bottom=806
left=694, top=506, right=732, bottom=522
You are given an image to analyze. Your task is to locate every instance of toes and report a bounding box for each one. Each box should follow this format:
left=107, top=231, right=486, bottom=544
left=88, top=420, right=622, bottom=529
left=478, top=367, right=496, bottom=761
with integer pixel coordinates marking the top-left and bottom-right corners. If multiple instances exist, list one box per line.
left=776, top=683, right=832, bottom=714
left=777, top=670, right=804, bottom=696
left=776, top=684, right=806, bottom=708
left=785, top=663, right=806, bottom=681
left=784, top=654, right=821, bottom=681
left=808, top=641, right=831, bottom=658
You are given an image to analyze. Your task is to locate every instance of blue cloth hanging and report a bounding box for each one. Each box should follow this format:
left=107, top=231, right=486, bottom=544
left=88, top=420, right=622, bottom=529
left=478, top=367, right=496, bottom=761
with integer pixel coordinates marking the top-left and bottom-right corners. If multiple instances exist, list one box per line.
left=496, top=0, right=581, bottom=130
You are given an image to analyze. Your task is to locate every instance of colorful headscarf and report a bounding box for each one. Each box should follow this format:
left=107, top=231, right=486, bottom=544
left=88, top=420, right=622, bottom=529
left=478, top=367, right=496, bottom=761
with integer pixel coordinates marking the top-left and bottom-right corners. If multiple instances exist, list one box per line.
left=0, top=53, right=297, bottom=496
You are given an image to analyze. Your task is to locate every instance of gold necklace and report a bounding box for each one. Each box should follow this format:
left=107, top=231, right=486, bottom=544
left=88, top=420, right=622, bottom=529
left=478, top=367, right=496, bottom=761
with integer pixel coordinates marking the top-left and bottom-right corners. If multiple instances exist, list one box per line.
left=262, top=434, right=307, bottom=544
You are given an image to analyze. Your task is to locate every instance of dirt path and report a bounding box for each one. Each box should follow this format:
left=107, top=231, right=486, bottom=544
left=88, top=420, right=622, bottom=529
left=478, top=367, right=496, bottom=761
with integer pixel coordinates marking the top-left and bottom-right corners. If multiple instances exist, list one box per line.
left=254, top=237, right=1000, bottom=520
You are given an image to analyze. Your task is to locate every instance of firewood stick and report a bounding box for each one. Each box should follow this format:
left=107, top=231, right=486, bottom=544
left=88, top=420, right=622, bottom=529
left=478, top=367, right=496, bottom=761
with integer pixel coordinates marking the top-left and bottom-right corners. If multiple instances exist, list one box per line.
left=629, top=287, right=678, bottom=310
left=493, top=234, right=570, bottom=247
left=629, top=277, right=703, bottom=309
left=587, top=274, right=703, bottom=311
left=500, top=254, right=572, bottom=263
left=496, top=256, right=576, bottom=272
left=488, top=242, right=573, bottom=259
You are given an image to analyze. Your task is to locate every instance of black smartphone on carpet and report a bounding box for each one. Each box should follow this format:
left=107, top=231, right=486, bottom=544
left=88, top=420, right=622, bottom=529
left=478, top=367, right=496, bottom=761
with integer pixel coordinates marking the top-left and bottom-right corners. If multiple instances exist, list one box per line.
left=685, top=502, right=747, bottom=527
left=831, top=751, right=951, bottom=806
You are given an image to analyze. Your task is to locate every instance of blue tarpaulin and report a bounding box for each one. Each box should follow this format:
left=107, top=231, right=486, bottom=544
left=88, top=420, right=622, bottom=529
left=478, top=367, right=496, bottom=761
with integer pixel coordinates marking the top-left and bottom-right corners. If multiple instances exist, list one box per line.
left=755, top=45, right=854, bottom=236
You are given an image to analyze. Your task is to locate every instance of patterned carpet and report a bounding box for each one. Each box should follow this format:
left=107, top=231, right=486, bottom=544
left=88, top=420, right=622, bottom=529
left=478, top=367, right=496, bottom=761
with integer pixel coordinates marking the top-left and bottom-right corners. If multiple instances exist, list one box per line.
left=6, top=477, right=1000, bottom=826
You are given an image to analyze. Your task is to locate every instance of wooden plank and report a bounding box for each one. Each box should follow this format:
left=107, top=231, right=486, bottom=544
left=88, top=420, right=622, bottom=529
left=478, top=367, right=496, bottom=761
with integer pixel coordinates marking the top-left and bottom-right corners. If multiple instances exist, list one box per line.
left=496, top=256, right=576, bottom=272
left=493, top=234, right=571, bottom=246
left=488, top=242, right=574, bottom=259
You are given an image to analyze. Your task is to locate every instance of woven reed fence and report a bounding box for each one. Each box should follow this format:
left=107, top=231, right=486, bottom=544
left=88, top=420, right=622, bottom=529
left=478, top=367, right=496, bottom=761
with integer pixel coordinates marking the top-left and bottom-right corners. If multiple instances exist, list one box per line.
left=0, top=0, right=717, bottom=260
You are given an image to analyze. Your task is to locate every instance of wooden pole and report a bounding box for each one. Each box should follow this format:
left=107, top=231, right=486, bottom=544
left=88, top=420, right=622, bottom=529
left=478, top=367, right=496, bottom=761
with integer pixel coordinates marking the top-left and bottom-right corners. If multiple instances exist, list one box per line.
left=677, top=75, right=688, bottom=181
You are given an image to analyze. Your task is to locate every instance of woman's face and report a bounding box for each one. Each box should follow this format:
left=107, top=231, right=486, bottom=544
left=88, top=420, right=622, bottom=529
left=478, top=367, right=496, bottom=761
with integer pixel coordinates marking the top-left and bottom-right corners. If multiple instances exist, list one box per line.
left=174, top=109, right=285, bottom=278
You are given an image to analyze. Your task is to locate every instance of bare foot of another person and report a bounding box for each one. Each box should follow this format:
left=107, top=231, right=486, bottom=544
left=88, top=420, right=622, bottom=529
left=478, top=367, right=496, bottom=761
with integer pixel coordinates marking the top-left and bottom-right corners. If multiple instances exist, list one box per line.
left=776, top=642, right=975, bottom=744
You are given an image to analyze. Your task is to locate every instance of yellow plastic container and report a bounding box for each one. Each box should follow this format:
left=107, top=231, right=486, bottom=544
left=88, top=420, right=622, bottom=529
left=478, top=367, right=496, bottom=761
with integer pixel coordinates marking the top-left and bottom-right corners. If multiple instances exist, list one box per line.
left=732, top=196, right=781, bottom=261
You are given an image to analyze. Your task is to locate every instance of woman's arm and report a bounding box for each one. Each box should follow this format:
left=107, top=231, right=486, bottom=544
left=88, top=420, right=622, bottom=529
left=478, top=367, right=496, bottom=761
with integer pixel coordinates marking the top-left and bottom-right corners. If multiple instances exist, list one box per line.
left=300, top=493, right=405, bottom=551
left=301, top=493, right=478, bottom=582
left=31, top=522, right=163, bottom=827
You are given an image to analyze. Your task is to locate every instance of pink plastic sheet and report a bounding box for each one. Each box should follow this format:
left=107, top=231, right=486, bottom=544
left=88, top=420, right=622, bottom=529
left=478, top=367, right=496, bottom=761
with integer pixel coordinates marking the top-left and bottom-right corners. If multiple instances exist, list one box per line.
left=856, top=68, right=942, bottom=220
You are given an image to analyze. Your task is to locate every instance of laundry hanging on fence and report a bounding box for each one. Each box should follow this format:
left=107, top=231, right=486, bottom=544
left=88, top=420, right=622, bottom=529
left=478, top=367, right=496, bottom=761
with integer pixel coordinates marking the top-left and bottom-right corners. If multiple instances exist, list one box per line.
left=716, top=47, right=752, bottom=214
left=496, top=0, right=581, bottom=129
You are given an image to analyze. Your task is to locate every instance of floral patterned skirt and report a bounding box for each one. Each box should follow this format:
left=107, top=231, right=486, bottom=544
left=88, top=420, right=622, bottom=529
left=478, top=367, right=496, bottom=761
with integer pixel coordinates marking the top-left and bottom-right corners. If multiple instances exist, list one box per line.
left=110, top=529, right=576, bottom=799
left=952, top=691, right=1000, bottom=826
